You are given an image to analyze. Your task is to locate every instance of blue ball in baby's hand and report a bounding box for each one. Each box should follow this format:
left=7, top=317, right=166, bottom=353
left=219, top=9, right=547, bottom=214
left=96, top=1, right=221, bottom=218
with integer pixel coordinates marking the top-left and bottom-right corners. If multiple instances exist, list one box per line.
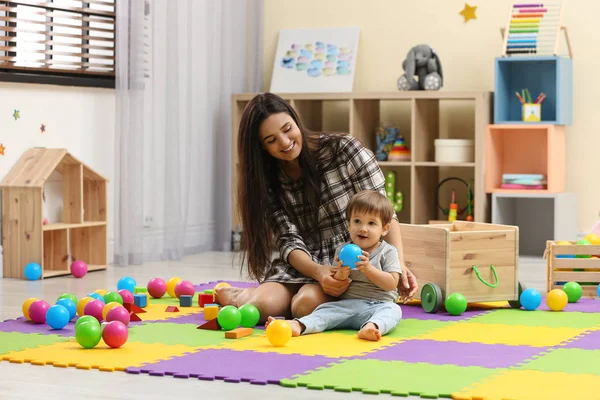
left=339, top=244, right=362, bottom=268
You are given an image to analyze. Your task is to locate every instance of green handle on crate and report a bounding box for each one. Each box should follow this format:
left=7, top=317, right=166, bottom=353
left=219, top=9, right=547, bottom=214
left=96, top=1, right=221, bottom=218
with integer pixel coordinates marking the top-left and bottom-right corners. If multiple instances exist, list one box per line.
left=472, top=264, right=498, bottom=288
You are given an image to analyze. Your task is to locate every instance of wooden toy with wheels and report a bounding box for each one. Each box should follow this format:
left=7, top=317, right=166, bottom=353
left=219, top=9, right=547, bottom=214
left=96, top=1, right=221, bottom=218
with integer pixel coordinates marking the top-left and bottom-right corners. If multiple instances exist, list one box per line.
left=399, top=221, right=523, bottom=313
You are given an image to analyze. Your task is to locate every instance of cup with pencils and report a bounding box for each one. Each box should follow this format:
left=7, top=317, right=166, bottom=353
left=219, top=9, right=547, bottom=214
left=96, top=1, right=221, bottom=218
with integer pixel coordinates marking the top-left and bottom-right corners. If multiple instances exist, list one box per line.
left=516, top=89, right=545, bottom=122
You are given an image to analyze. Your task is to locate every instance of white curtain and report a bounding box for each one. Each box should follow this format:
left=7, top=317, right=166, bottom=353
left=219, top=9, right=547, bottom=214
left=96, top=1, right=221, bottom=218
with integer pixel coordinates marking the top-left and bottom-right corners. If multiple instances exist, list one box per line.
left=114, top=0, right=263, bottom=265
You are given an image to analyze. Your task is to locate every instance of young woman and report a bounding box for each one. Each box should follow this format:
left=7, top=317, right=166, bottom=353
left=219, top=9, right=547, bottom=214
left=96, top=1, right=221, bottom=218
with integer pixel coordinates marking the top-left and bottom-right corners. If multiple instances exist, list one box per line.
left=216, top=93, right=418, bottom=322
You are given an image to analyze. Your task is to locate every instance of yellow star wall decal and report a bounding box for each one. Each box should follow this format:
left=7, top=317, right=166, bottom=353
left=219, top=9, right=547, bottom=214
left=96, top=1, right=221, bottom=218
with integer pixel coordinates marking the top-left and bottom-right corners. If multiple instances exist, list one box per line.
left=0, top=143, right=6, bottom=156
left=460, top=3, right=477, bottom=22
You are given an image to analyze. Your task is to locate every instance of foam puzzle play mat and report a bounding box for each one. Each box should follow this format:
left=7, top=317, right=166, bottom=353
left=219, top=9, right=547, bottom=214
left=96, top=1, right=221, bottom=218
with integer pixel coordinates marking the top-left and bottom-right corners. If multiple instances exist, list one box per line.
left=3, top=277, right=600, bottom=400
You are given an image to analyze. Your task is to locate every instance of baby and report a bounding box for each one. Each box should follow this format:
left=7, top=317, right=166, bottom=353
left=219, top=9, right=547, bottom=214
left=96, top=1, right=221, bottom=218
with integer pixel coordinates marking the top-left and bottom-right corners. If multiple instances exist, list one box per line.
left=266, top=190, right=403, bottom=341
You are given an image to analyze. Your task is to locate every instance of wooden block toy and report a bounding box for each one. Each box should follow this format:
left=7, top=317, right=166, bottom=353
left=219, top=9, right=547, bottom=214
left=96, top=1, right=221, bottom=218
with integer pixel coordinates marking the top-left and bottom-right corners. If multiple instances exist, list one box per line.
left=134, top=286, right=147, bottom=294
left=204, top=304, right=219, bottom=320
left=197, top=318, right=220, bottom=330
left=180, top=295, right=192, bottom=307
left=204, top=289, right=213, bottom=294
left=131, top=304, right=146, bottom=313
left=124, top=302, right=132, bottom=312
left=225, top=327, right=252, bottom=339
left=198, top=294, right=213, bottom=307
left=130, top=312, right=142, bottom=322
left=134, top=294, right=147, bottom=308
left=165, top=306, right=179, bottom=312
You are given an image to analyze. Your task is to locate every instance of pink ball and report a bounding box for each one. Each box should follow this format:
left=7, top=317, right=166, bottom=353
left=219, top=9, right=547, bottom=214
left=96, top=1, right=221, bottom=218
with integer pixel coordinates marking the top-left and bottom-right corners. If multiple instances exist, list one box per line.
left=29, top=300, right=50, bottom=324
left=174, top=280, right=195, bottom=299
left=105, top=306, right=130, bottom=326
left=71, top=260, right=88, bottom=278
left=84, top=299, right=105, bottom=322
left=118, top=289, right=134, bottom=304
left=147, top=278, right=167, bottom=299
left=102, top=321, right=128, bottom=348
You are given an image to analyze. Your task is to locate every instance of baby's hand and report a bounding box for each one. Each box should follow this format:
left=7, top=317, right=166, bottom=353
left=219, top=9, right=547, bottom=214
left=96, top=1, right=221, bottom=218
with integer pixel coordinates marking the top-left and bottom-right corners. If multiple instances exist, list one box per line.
left=355, top=251, right=372, bottom=272
left=333, top=257, right=351, bottom=280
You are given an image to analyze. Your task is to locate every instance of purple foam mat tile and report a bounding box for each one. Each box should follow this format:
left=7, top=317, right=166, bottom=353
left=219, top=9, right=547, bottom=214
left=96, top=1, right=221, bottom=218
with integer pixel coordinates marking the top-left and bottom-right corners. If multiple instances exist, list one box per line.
left=537, top=297, right=600, bottom=313
left=357, top=339, right=546, bottom=368
left=561, top=329, right=600, bottom=350
left=193, top=280, right=258, bottom=293
left=400, top=304, right=493, bottom=322
left=0, top=316, right=77, bottom=337
left=126, top=348, right=339, bottom=383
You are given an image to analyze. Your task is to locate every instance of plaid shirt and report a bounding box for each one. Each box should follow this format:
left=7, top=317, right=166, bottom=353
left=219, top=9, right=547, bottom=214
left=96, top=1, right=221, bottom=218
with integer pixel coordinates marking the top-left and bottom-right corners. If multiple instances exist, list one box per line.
left=264, top=134, right=397, bottom=284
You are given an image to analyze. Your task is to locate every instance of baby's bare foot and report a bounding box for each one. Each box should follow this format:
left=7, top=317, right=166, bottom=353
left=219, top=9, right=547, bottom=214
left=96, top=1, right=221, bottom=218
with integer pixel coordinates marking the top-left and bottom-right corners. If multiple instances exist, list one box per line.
left=358, top=322, right=382, bottom=341
left=214, top=286, right=244, bottom=307
left=266, top=316, right=303, bottom=336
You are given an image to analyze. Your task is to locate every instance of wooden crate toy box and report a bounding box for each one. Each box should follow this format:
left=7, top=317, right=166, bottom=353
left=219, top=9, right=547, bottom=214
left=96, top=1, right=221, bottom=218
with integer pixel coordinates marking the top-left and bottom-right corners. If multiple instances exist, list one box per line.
left=546, top=240, right=600, bottom=298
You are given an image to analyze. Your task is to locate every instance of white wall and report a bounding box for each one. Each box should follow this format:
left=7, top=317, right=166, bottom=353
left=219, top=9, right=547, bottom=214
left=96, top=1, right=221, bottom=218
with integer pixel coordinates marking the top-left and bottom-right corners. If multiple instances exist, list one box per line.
left=0, top=81, right=115, bottom=258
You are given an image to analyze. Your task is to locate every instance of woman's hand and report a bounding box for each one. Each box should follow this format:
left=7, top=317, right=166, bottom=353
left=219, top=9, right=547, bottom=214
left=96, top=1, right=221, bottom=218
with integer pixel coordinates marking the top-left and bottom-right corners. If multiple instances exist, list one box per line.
left=317, top=266, right=350, bottom=297
left=398, top=265, right=419, bottom=303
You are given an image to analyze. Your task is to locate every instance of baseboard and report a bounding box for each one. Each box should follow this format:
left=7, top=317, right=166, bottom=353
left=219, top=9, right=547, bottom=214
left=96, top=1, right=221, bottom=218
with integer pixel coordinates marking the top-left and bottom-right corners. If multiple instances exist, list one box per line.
left=108, top=223, right=216, bottom=264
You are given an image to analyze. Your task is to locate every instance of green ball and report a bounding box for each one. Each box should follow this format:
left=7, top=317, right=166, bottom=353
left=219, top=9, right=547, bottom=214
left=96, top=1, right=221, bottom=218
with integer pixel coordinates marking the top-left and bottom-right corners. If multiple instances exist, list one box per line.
left=57, top=293, right=78, bottom=306
left=103, top=291, right=123, bottom=305
left=445, top=292, right=467, bottom=316
left=75, top=315, right=100, bottom=331
left=563, top=281, right=583, bottom=303
left=75, top=320, right=102, bottom=349
left=239, top=303, right=260, bottom=328
left=217, top=305, right=242, bottom=331
left=576, top=239, right=591, bottom=258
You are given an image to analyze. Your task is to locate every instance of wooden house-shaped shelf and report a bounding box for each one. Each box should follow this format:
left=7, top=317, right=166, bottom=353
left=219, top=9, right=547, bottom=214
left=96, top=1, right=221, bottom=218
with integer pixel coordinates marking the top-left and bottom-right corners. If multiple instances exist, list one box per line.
left=1, top=148, right=108, bottom=279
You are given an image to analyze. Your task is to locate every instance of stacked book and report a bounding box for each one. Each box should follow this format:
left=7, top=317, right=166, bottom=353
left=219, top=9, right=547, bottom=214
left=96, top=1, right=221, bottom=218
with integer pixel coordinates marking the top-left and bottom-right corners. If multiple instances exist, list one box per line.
left=501, top=173, right=546, bottom=190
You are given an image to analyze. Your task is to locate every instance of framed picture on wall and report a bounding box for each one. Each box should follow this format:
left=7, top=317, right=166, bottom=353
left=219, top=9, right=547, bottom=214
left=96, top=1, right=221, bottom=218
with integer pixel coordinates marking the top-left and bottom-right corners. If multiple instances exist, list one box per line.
left=269, top=26, right=360, bottom=93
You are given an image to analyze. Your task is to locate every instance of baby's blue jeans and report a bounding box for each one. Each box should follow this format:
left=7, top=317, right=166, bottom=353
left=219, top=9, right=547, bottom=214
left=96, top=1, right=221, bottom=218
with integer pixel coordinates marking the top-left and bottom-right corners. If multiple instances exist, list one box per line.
left=296, top=298, right=402, bottom=335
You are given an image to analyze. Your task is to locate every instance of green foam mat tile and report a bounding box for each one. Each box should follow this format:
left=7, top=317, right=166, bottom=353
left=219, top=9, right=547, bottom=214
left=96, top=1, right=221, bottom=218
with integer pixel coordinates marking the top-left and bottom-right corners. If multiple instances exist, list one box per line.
left=516, top=348, right=600, bottom=375
left=386, top=319, right=450, bottom=340
left=0, top=331, right=68, bottom=355
left=466, top=309, right=600, bottom=329
left=127, top=322, right=231, bottom=347
left=280, top=359, right=504, bottom=397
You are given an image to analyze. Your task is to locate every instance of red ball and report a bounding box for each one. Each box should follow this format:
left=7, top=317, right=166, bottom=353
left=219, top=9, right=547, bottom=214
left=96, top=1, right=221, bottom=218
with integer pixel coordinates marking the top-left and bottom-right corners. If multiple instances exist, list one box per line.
left=118, top=289, right=134, bottom=304
left=174, top=280, right=195, bottom=299
left=147, top=277, right=167, bottom=299
left=29, top=300, right=50, bottom=324
left=84, top=299, right=105, bottom=322
left=105, top=306, right=131, bottom=326
left=102, top=321, right=128, bottom=348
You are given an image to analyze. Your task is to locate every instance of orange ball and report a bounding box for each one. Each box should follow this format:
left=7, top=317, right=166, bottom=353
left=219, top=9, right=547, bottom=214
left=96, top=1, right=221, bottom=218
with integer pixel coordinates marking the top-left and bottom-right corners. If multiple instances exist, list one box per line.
left=266, top=320, right=292, bottom=347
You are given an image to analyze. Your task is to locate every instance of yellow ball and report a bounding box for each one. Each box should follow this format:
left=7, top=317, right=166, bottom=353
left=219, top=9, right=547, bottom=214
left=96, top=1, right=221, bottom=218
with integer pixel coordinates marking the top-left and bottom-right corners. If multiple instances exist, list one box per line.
left=166, top=277, right=183, bottom=298
left=95, top=289, right=107, bottom=296
left=266, top=320, right=292, bottom=347
left=546, top=289, right=568, bottom=311
left=22, top=297, right=38, bottom=321
left=77, top=296, right=94, bottom=316
left=102, top=302, right=122, bottom=320
left=584, top=233, right=600, bottom=245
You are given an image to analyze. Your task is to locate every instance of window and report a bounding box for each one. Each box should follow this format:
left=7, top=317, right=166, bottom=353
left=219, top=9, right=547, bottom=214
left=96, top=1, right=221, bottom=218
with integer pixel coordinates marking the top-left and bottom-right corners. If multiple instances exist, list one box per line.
left=0, top=0, right=115, bottom=88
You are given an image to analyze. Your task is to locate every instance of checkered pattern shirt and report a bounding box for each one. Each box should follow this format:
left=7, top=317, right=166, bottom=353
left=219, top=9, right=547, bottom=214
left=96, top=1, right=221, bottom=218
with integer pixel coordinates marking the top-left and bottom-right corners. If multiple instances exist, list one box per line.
left=264, top=134, right=397, bottom=284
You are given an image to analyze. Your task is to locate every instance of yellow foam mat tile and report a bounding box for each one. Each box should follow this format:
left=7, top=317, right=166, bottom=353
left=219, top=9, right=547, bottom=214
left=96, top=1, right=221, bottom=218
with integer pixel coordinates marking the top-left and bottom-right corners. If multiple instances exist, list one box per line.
left=418, top=322, right=588, bottom=347
left=1, top=340, right=197, bottom=371
left=453, top=369, right=600, bottom=400
left=220, top=331, right=402, bottom=358
left=133, top=303, right=202, bottom=321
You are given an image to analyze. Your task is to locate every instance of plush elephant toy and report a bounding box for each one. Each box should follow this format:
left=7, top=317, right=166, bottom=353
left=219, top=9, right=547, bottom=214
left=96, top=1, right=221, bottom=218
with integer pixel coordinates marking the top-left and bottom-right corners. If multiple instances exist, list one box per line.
left=397, top=45, right=443, bottom=91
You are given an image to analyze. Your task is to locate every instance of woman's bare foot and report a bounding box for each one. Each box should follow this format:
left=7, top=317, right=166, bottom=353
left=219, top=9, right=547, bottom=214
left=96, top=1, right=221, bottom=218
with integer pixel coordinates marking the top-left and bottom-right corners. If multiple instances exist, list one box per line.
left=214, top=286, right=245, bottom=307
left=358, top=322, right=382, bottom=341
left=266, top=316, right=303, bottom=336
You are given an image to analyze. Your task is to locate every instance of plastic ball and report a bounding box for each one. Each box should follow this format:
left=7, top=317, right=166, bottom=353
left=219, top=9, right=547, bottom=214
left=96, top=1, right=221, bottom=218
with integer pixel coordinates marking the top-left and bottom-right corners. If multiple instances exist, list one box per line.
left=584, top=233, right=600, bottom=245
left=166, top=277, right=183, bottom=298
left=57, top=293, right=77, bottom=306
left=597, top=284, right=600, bottom=298
left=22, top=297, right=38, bottom=321
left=445, top=292, right=467, bottom=316
left=46, top=304, right=70, bottom=329
left=56, top=298, right=77, bottom=320
left=546, top=289, right=568, bottom=311
left=239, top=303, right=261, bottom=328
left=118, top=289, right=134, bottom=304
left=84, top=299, right=105, bottom=321
left=102, top=321, right=128, bottom=348
left=71, top=260, right=88, bottom=278
left=24, top=262, right=42, bottom=280
left=87, top=293, right=105, bottom=303
left=562, top=281, right=583, bottom=303
left=106, top=306, right=131, bottom=326
left=575, top=239, right=591, bottom=258
left=95, top=289, right=107, bottom=296
left=213, top=282, right=231, bottom=293
left=519, top=288, right=542, bottom=310
left=217, top=305, right=242, bottom=331
left=75, top=320, right=102, bottom=349
left=117, top=276, right=137, bottom=293
left=556, top=240, right=575, bottom=259
left=338, top=243, right=363, bottom=268
left=77, top=297, right=94, bottom=317
left=147, top=278, right=167, bottom=299
left=102, top=302, right=122, bottom=321
left=29, top=300, right=50, bottom=324
left=103, top=291, right=123, bottom=305
left=266, top=320, right=292, bottom=347
left=174, top=280, right=195, bottom=299
left=75, top=315, right=99, bottom=331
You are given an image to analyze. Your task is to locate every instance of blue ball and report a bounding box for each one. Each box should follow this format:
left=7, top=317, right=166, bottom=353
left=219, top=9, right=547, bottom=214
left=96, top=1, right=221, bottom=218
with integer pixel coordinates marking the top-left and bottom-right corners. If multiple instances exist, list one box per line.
left=597, top=284, right=600, bottom=298
left=24, top=262, right=42, bottom=280
left=46, top=304, right=70, bottom=329
left=117, top=276, right=136, bottom=293
left=520, top=288, right=542, bottom=311
left=339, top=243, right=363, bottom=268
left=87, top=293, right=105, bottom=303
left=56, top=298, right=76, bottom=320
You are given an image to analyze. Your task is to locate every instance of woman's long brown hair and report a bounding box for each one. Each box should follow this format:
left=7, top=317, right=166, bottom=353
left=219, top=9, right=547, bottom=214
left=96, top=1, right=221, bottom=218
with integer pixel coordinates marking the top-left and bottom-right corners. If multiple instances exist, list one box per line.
left=236, top=93, right=345, bottom=281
